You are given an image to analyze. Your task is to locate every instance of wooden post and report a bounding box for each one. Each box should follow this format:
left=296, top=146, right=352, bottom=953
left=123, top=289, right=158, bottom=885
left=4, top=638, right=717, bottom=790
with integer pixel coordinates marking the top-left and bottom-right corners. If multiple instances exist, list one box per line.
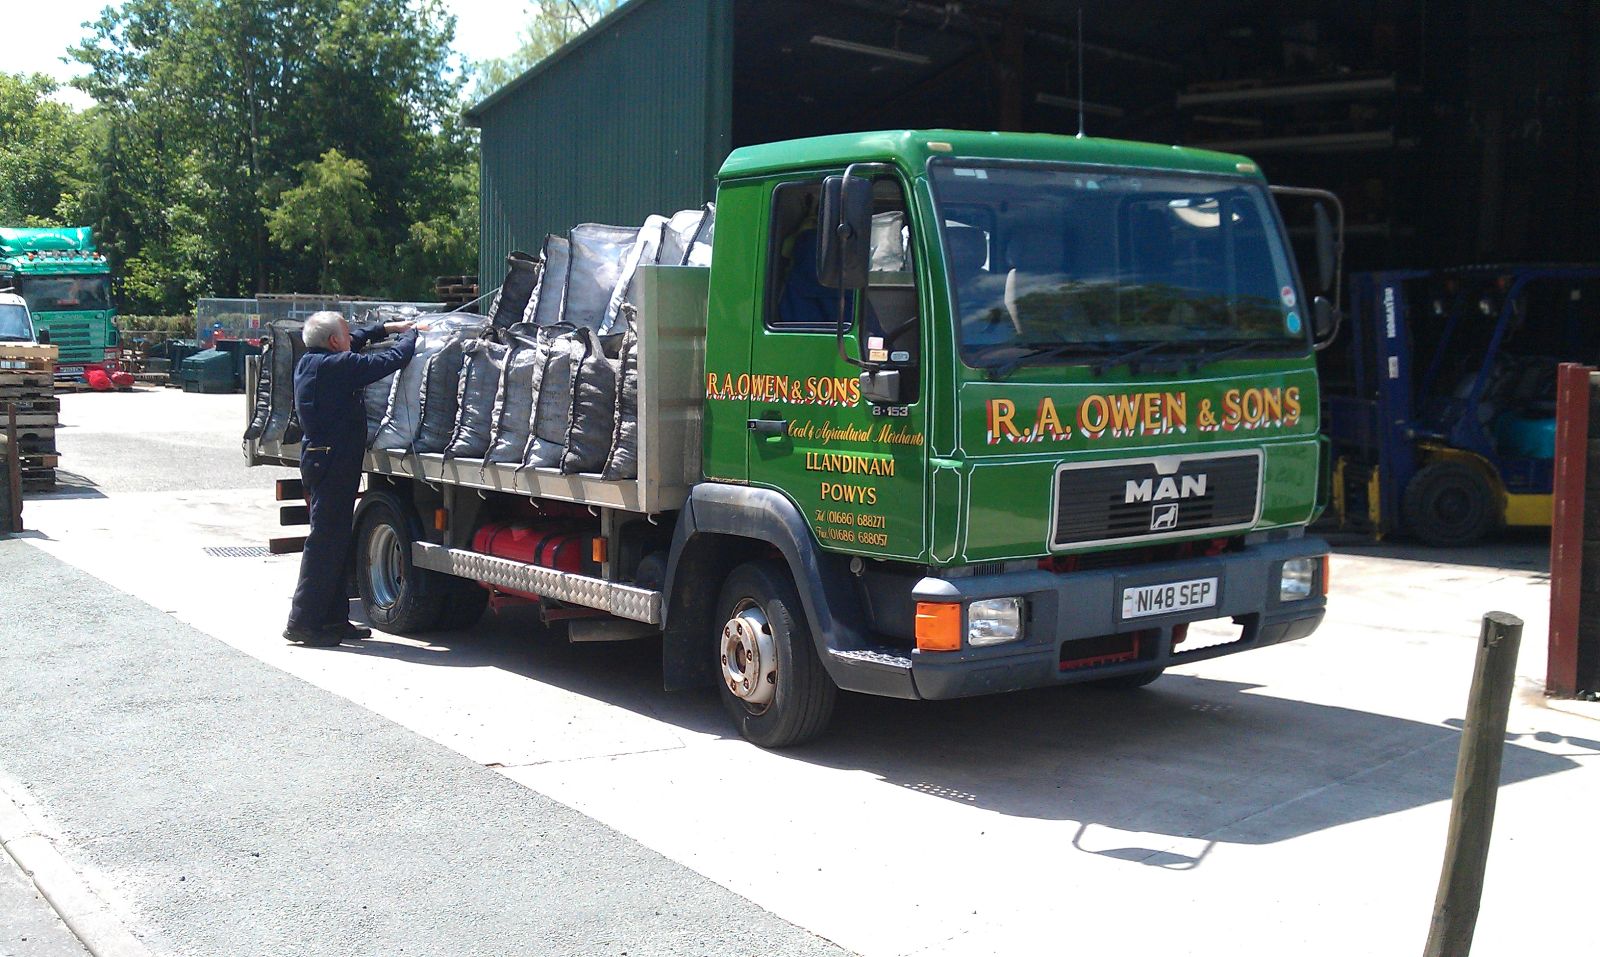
left=2, top=402, right=19, bottom=534
left=1423, top=611, right=1524, bottom=957
left=1547, top=363, right=1592, bottom=696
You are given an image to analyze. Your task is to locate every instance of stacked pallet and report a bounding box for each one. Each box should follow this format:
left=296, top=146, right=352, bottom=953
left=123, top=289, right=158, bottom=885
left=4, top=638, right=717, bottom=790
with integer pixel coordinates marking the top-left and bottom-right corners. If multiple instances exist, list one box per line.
left=0, top=343, right=60, bottom=493
left=435, top=274, right=479, bottom=311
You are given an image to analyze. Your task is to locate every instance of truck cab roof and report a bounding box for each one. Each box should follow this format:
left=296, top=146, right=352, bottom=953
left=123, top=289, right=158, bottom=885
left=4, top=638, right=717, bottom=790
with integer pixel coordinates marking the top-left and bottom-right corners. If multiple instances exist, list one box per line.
left=717, top=129, right=1262, bottom=182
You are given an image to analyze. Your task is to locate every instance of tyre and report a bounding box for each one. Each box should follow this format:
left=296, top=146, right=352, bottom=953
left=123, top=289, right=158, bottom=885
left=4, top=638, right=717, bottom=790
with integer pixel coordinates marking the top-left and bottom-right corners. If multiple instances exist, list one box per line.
left=434, top=577, right=490, bottom=631
left=355, top=492, right=446, bottom=633
left=1403, top=461, right=1497, bottom=547
left=715, top=561, right=837, bottom=748
left=1088, top=668, right=1164, bottom=690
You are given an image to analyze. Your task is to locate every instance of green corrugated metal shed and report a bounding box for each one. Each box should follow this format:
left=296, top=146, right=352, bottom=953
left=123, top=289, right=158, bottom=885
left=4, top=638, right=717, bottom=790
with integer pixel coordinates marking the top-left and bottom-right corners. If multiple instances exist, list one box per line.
left=466, top=0, right=733, bottom=288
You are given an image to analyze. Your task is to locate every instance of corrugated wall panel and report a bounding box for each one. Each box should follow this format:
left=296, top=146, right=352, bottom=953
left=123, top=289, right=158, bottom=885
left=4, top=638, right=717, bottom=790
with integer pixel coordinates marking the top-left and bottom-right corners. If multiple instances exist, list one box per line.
left=477, top=0, right=733, bottom=288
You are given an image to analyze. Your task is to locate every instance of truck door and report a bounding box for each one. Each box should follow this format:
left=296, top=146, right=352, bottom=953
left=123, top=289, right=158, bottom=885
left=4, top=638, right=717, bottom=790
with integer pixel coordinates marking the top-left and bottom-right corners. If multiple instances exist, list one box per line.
left=743, top=174, right=928, bottom=561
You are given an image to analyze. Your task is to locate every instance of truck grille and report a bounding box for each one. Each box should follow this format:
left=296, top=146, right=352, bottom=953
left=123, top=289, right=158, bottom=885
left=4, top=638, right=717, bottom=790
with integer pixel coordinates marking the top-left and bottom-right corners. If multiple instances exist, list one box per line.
left=1052, top=451, right=1261, bottom=548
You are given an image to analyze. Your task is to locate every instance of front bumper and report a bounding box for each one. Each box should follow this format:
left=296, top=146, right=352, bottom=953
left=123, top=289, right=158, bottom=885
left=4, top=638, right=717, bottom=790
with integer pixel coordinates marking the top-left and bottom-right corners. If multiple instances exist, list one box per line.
left=825, top=537, right=1327, bottom=700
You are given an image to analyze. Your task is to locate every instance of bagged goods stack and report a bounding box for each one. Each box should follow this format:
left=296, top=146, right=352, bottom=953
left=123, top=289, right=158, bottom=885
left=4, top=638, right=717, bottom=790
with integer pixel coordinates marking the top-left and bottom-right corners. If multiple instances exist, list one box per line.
left=247, top=205, right=715, bottom=484
left=0, top=342, right=61, bottom=493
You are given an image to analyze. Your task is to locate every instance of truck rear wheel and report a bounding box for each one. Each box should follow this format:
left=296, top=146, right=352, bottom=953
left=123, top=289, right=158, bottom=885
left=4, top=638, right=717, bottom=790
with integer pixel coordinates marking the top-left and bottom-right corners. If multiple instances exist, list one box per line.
left=1403, top=461, right=1496, bottom=547
left=715, top=561, right=837, bottom=748
left=355, top=492, right=446, bottom=633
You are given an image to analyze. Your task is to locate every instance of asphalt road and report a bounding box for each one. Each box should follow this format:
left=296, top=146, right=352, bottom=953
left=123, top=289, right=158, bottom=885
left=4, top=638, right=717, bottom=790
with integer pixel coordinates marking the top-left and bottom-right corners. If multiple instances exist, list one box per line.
left=6, top=388, right=1598, bottom=957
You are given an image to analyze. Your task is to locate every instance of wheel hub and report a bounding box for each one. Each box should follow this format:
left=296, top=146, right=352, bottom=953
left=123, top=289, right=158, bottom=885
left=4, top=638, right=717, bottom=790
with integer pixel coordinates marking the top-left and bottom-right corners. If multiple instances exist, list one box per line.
left=367, top=523, right=404, bottom=610
left=720, top=603, right=776, bottom=708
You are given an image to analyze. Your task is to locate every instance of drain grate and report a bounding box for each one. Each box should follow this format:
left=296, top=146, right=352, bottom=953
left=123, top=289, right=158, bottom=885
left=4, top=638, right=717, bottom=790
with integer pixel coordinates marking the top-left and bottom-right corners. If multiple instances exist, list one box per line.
left=203, top=546, right=272, bottom=558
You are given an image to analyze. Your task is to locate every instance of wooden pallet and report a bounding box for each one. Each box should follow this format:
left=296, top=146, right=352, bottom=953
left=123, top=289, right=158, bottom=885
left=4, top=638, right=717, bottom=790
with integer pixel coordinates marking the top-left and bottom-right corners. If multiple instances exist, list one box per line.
left=21, top=477, right=57, bottom=494
left=54, top=380, right=92, bottom=393
left=20, top=453, right=59, bottom=469
left=0, top=370, right=52, bottom=388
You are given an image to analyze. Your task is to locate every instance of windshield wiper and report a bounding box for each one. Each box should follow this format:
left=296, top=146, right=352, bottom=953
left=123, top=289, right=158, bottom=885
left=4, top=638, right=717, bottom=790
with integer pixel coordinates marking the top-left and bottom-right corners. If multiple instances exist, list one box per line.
left=1186, top=339, right=1287, bottom=367
left=1087, top=340, right=1194, bottom=376
left=984, top=341, right=1118, bottom=379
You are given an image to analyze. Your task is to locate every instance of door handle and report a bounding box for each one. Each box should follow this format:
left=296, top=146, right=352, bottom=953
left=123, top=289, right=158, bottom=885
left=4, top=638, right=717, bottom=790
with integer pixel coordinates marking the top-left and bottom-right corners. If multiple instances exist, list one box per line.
left=747, top=417, right=787, bottom=436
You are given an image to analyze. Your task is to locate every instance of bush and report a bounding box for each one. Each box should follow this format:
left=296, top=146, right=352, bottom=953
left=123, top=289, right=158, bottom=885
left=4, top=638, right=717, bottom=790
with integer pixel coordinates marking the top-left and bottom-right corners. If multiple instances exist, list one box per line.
left=118, top=315, right=195, bottom=338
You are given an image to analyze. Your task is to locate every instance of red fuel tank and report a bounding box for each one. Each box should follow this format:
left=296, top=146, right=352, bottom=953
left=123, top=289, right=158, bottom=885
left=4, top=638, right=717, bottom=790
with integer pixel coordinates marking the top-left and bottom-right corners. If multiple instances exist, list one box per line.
left=471, top=523, right=589, bottom=575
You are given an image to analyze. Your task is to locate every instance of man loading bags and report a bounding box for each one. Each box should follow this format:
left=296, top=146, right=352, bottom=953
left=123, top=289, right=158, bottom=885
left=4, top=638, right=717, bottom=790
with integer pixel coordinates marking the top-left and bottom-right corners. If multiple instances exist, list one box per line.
left=284, top=311, right=418, bottom=646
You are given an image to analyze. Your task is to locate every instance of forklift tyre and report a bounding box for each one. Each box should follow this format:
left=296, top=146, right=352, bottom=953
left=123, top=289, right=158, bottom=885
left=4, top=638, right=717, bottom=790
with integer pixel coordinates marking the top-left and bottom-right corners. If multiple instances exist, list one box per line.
left=1403, top=461, right=1497, bottom=547
left=355, top=492, right=446, bottom=633
left=714, top=561, right=837, bottom=748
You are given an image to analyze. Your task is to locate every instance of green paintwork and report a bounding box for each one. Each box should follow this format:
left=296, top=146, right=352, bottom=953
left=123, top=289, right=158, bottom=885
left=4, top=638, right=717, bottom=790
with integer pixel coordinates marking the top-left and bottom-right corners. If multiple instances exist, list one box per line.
left=702, top=130, right=1315, bottom=568
left=0, top=227, right=118, bottom=365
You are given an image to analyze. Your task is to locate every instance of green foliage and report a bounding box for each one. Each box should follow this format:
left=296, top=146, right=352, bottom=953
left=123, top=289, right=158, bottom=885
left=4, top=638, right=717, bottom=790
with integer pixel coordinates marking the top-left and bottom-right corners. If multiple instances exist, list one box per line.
left=265, top=149, right=378, bottom=294
left=0, top=74, right=95, bottom=226
left=60, top=0, right=478, bottom=313
left=117, top=314, right=196, bottom=336
left=475, top=1, right=623, bottom=97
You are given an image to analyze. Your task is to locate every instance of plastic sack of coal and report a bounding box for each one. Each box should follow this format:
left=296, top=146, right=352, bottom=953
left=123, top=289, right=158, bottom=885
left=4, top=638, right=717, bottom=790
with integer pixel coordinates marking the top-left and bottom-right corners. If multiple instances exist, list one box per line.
left=444, top=338, right=506, bottom=459
left=250, top=320, right=305, bottom=444
left=523, top=327, right=583, bottom=469
left=485, top=325, right=549, bottom=465
left=658, top=204, right=715, bottom=267
left=561, top=223, right=638, bottom=335
left=413, top=316, right=494, bottom=454
left=601, top=318, right=639, bottom=481
left=371, top=315, right=491, bottom=451
left=561, top=326, right=618, bottom=475
left=531, top=235, right=570, bottom=327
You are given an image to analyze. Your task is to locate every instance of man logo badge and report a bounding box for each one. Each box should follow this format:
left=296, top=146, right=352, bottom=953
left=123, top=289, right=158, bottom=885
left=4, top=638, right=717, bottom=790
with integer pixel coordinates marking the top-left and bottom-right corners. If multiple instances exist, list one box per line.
left=1150, top=503, right=1179, bottom=531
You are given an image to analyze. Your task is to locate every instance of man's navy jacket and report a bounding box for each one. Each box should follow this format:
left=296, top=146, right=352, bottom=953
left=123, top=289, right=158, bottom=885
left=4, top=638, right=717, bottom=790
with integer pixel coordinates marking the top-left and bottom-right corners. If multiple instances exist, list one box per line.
left=293, top=322, right=418, bottom=453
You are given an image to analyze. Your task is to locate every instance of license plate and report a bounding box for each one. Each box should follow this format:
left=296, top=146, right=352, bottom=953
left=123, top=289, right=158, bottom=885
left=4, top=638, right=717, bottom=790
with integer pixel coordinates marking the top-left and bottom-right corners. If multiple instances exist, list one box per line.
left=1121, top=577, right=1218, bottom=620
left=57, top=366, right=85, bottom=378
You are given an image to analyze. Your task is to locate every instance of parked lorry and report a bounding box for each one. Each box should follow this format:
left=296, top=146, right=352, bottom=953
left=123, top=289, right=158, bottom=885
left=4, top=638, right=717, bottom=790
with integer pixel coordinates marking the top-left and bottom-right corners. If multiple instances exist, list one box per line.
left=0, top=227, right=120, bottom=380
left=247, top=130, right=1338, bottom=747
left=1324, top=265, right=1600, bottom=546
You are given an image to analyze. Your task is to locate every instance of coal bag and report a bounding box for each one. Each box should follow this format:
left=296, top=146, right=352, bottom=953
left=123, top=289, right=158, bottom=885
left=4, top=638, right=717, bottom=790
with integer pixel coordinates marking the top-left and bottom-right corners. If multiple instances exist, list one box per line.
left=444, top=338, right=507, bottom=460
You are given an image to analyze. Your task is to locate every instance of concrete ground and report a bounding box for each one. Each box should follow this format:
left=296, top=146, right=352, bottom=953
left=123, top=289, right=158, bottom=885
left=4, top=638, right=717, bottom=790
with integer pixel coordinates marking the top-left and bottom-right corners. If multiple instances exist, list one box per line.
left=5, top=387, right=1598, bottom=956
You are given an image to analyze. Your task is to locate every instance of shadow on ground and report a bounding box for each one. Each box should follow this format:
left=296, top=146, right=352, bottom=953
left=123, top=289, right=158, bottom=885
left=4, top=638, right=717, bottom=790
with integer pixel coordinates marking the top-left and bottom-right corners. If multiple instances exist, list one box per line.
left=325, top=603, right=1582, bottom=865
left=1325, top=528, right=1550, bottom=574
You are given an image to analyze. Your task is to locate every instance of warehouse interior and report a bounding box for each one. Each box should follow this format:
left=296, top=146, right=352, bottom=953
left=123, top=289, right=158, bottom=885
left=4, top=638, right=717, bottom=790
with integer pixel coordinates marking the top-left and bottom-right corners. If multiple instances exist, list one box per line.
left=732, top=0, right=1599, bottom=272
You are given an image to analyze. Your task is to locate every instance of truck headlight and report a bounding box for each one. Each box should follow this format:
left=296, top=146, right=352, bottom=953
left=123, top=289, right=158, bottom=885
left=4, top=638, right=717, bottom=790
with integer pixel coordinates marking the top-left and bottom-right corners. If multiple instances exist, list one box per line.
left=968, top=597, right=1024, bottom=646
left=1279, top=558, right=1319, bottom=601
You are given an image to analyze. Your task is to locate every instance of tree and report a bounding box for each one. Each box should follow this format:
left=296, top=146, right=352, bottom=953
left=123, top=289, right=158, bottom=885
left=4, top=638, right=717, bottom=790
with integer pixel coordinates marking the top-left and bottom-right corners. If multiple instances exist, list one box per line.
left=265, top=149, right=377, bottom=294
left=0, top=73, right=94, bottom=226
left=68, top=0, right=476, bottom=309
left=475, top=1, right=623, bottom=96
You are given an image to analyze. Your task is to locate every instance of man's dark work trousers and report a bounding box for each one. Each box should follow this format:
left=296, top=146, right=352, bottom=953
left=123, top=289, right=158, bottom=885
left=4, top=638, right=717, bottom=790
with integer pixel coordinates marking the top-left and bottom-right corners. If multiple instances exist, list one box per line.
left=287, top=322, right=417, bottom=630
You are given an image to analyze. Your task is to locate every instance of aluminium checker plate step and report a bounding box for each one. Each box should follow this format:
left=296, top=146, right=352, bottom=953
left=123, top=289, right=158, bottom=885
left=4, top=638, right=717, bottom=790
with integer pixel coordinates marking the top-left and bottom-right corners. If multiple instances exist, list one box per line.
left=411, top=542, right=662, bottom=625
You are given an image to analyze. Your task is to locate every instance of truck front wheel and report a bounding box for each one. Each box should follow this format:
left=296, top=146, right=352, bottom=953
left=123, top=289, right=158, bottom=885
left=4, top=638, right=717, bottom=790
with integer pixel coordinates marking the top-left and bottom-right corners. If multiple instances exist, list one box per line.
left=355, top=493, right=446, bottom=633
left=715, top=561, right=837, bottom=748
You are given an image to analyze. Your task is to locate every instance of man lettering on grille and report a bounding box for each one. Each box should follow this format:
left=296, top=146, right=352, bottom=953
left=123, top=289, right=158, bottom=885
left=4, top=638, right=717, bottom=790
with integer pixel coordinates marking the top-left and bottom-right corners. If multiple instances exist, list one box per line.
left=284, top=311, right=418, bottom=646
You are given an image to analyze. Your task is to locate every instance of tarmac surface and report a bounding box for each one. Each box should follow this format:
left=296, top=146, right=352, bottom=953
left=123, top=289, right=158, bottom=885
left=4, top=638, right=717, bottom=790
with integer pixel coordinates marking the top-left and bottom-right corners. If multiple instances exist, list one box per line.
left=4, top=387, right=1598, bottom=956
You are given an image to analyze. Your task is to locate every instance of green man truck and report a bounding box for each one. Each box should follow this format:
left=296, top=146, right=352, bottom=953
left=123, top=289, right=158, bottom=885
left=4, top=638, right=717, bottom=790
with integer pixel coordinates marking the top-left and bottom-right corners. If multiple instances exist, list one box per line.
left=247, top=130, right=1339, bottom=747
left=0, top=227, right=120, bottom=380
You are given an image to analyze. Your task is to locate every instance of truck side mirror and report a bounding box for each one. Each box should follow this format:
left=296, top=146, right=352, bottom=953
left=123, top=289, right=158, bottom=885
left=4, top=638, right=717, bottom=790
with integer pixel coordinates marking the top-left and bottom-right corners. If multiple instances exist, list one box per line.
left=818, top=174, right=872, bottom=291
left=1313, top=202, right=1336, bottom=295
left=1312, top=295, right=1340, bottom=351
left=35, top=327, right=49, bottom=345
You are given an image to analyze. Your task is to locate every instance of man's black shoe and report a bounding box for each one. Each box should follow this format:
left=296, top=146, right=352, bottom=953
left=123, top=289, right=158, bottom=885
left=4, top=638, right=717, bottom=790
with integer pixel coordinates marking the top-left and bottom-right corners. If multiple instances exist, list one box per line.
left=337, top=621, right=373, bottom=641
left=282, top=623, right=344, bottom=647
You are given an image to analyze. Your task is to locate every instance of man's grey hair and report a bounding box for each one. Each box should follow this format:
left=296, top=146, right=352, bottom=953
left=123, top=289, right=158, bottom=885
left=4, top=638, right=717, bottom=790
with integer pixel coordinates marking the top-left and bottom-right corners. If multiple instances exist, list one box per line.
left=302, top=312, right=346, bottom=350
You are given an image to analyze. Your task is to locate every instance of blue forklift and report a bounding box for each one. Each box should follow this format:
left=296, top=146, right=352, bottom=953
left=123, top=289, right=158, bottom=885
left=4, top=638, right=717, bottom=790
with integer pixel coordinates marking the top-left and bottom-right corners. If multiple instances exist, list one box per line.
left=1323, top=265, right=1600, bottom=545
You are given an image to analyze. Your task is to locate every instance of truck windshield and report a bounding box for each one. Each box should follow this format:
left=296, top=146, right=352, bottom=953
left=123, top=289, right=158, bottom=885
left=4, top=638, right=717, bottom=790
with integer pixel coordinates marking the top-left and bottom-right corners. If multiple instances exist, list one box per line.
left=23, top=275, right=111, bottom=312
left=0, top=304, right=31, bottom=341
left=930, top=161, right=1307, bottom=368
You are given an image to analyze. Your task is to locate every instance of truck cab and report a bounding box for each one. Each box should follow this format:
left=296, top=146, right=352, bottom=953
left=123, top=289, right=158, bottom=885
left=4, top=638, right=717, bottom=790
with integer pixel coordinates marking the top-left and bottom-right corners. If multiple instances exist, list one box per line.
left=696, top=131, right=1333, bottom=703
left=0, top=228, right=119, bottom=379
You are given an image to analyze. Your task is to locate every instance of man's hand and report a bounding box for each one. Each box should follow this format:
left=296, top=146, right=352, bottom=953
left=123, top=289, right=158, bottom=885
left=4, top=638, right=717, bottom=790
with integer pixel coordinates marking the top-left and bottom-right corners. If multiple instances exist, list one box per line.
left=383, top=320, right=416, bottom=334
